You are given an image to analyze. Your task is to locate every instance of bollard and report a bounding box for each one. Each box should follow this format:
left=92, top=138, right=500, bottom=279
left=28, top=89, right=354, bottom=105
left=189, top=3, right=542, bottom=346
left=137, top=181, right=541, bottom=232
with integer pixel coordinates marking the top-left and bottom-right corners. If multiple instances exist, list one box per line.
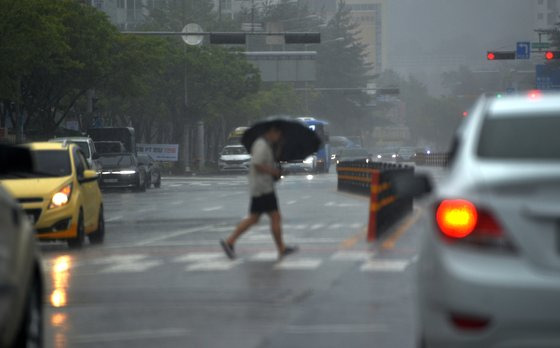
left=367, top=170, right=380, bottom=242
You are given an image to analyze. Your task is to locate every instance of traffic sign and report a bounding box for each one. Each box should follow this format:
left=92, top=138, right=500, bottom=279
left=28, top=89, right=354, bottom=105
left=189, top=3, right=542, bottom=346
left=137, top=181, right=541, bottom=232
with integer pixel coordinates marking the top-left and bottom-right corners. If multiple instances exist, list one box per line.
left=532, top=42, right=551, bottom=50
left=516, top=42, right=531, bottom=59
left=536, top=64, right=560, bottom=90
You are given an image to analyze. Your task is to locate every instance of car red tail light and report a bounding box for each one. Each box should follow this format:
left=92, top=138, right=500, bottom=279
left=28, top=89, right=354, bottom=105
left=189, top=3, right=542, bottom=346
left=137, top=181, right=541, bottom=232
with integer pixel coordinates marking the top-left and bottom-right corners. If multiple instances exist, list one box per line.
left=436, top=200, right=515, bottom=251
left=450, top=313, right=491, bottom=331
left=436, top=200, right=478, bottom=238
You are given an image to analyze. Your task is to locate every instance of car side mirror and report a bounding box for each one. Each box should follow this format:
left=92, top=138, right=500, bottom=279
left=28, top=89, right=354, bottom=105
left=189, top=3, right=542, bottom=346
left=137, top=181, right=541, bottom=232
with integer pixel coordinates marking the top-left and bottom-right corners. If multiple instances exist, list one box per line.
left=79, top=169, right=98, bottom=184
left=392, top=173, right=433, bottom=199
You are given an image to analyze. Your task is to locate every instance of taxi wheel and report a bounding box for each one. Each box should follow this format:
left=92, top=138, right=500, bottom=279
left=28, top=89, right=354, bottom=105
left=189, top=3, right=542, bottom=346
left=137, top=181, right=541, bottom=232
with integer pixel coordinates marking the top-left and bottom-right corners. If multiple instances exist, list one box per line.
left=67, top=211, right=85, bottom=249
left=14, top=270, right=43, bottom=348
left=88, top=206, right=105, bottom=245
left=135, top=174, right=146, bottom=192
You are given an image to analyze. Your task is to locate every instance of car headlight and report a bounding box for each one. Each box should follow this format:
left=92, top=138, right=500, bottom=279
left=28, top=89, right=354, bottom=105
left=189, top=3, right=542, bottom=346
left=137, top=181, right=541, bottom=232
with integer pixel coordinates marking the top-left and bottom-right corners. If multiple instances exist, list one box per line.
left=303, top=156, right=314, bottom=164
left=392, top=154, right=397, bottom=158
left=377, top=155, right=382, bottom=159
left=115, top=170, right=136, bottom=175
left=49, top=184, right=72, bottom=209
left=365, top=158, right=370, bottom=163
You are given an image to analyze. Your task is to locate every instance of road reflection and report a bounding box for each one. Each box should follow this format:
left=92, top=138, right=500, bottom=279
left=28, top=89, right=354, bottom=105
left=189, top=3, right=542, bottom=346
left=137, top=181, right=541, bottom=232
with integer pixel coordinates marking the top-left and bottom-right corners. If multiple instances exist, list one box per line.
left=49, top=255, right=72, bottom=348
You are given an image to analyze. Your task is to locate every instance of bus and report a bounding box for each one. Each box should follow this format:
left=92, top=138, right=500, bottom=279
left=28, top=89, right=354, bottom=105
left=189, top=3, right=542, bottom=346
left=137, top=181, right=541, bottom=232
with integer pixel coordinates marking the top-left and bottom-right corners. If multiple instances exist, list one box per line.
left=297, top=117, right=330, bottom=173
left=226, top=127, right=249, bottom=145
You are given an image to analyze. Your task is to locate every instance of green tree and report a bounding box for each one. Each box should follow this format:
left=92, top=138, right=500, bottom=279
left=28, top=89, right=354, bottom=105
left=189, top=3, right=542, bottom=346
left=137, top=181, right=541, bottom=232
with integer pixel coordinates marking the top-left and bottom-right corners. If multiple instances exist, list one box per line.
left=1, top=0, right=118, bottom=136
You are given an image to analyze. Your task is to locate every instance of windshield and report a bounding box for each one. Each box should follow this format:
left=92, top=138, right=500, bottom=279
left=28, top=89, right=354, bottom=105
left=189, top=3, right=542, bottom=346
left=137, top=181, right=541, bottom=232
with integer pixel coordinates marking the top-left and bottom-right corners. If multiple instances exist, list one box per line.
left=99, top=155, right=133, bottom=167
left=222, top=147, right=248, bottom=155
left=30, top=150, right=71, bottom=177
left=478, top=114, right=560, bottom=160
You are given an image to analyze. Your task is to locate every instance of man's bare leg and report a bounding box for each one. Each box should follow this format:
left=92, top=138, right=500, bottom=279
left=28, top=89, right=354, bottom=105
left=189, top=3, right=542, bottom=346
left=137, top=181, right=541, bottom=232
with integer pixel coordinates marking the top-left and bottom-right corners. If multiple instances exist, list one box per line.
left=268, top=211, right=285, bottom=253
left=227, top=213, right=260, bottom=246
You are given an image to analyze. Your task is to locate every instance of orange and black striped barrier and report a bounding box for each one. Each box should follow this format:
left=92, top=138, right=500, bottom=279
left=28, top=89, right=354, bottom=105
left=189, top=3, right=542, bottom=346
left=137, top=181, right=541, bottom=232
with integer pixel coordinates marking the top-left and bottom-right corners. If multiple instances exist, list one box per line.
left=337, top=161, right=414, bottom=241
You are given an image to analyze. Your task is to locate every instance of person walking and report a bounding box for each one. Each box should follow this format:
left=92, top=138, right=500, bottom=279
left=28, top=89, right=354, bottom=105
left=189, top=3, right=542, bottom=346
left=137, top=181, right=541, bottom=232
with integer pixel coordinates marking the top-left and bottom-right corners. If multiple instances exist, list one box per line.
left=220, top=125, right=298, bottom=260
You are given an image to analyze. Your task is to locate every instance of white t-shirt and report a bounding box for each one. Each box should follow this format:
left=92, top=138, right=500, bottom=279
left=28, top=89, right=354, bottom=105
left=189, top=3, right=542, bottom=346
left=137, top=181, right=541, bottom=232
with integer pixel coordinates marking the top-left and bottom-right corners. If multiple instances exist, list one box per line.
left=249, top=137, right=275, bottom=197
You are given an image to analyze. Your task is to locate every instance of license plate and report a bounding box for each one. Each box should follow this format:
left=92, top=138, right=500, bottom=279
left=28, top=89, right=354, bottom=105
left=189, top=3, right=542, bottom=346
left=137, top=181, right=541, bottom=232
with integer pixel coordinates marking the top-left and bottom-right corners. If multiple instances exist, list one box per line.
left=104, top=179, right=118, bottom=183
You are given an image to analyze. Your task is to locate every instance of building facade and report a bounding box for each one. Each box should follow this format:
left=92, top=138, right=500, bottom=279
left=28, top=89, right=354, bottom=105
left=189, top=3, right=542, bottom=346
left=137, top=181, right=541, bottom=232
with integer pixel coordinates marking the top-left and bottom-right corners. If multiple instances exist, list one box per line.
left=534, top=0, right=560, bottom=29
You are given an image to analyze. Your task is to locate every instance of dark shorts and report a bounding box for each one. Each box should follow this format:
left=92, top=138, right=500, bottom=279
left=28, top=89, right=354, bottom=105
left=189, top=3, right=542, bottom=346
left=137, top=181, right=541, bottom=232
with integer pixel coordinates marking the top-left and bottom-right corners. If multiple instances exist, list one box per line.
left=250, top=192, right=278, bottom=214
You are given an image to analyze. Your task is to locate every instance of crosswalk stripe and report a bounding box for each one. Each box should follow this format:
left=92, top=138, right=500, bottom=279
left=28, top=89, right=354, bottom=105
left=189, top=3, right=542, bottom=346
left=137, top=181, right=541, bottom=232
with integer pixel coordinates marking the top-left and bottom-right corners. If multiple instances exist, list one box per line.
left=173, top=252, right=223, bottom=263
left=249, top=252, right=278, bottom=261
left=274, top=258, right=322, bottom=270
left=360, top=259, right=409, bottom=272
left=101, top=260, right=163, bottom=273
left=330, top=251, right=371, bottom=261
left=186, top=260, right=241, bottom=271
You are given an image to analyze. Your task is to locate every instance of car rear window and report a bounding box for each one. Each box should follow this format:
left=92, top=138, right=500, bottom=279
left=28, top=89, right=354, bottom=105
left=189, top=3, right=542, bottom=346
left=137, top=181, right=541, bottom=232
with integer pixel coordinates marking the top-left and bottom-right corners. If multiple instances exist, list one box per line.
left=478, top=114, right=560, bottom=160
left=34, top=150, right=72, bottom=177
left=99, top=155, right=133, bottom=167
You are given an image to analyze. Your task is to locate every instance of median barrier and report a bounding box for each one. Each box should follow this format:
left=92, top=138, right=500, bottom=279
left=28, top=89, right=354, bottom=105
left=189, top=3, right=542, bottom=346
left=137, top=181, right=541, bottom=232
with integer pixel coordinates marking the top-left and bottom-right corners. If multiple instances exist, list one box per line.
left=336, top=161, right=414, bottom=241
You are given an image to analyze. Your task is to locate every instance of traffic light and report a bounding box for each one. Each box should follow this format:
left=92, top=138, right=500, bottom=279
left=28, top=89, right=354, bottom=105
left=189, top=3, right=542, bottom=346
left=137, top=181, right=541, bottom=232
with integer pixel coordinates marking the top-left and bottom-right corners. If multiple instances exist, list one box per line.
left=545, top=51, right=560, bottom=60
left=209, top=33, right=246, bottom=44
left=486, top=51, right=516, bottom=60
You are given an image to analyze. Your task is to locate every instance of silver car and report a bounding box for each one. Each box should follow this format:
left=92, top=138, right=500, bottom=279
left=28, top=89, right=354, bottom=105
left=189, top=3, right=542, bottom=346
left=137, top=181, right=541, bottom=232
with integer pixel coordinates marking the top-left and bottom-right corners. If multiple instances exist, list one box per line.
left=415, top=92, right=560, bottom=347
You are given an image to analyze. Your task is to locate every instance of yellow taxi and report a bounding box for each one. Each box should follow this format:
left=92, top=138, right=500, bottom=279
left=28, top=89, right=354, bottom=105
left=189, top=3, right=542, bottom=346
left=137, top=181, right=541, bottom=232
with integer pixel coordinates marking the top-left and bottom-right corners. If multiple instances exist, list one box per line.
left=0, top=142, right=104, bottom=248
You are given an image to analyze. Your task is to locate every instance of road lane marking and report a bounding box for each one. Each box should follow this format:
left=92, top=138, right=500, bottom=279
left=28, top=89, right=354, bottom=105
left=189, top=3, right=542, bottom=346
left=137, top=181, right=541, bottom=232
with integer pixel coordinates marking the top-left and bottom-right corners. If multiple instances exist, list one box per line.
left=328, top=223, right=343, bottom=230
left=186, top=259, right=242, bottom=271
left=70, top=328, right=190, bottom=344
left=134, top=225, right=222, bottom=246
left=274, top=258, right=322, bottom=270
left=310, top=224, right=324, bottom=230
left=381, top=208, right=422, bottom=250
left=330, top=251, right=371, bottom=261
left=284, top=324, right=387, bottom=334
left=202, top=206, right=223, bottom=212
left=101, top=260, right=163, bottom=273
left=286, top=200, right=297, bottom=205
left=360, top=259, right=409, bottom=272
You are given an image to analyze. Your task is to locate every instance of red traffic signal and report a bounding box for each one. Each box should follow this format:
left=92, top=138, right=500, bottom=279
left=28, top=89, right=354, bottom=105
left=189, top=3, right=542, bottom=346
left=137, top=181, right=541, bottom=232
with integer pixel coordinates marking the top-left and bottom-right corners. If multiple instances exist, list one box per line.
left=486, top=51, right=516, bottom=60
left=545, top=51, right=560, bottom=60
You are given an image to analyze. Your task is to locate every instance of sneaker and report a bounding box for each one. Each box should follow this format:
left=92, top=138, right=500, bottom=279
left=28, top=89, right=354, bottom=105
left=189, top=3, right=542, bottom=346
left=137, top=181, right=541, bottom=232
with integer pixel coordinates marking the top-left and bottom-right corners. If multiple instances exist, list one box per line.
left=279, top=245, right=299, bottom=259
left=220, top=240, right=236, bottom=260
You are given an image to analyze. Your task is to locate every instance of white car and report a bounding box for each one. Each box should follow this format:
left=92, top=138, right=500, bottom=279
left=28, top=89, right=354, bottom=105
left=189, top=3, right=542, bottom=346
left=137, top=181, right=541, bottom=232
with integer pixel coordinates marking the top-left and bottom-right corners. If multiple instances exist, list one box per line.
left=50, top=137, right=101, bottom=173
left=218, top=145, right=251, bottom=172
left=414, top=92, right=560, bottom=347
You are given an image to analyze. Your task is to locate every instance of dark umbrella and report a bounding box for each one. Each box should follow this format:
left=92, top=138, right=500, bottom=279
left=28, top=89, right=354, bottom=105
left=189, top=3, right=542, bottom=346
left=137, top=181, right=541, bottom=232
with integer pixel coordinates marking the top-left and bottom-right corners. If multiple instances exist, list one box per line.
left=241, top=118, right=321, bottom=162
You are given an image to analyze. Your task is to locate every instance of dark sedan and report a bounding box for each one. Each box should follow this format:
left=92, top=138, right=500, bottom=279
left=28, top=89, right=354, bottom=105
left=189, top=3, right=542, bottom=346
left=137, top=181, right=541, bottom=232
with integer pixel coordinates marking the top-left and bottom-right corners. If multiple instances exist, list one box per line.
left=98, top=153, right=147, bottom=192
left=138, top=154, right=162, bottom=188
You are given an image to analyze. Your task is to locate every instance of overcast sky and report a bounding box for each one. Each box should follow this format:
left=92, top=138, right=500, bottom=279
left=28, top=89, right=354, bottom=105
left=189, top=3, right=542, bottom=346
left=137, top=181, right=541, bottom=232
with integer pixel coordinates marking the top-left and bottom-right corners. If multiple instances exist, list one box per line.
left=387, top=0, right=536, bottom=60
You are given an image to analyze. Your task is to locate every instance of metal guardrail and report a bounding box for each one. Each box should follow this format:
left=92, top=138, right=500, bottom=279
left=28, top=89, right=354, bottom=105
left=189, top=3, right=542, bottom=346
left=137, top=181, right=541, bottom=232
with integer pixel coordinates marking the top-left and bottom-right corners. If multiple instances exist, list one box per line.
left=336, top=161, right=414, bottom=241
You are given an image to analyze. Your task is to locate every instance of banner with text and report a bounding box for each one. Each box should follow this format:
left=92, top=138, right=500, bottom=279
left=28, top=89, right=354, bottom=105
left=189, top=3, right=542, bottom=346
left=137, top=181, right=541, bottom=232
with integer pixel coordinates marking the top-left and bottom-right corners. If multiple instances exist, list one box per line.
left=137, top=143, right=179, bottom=161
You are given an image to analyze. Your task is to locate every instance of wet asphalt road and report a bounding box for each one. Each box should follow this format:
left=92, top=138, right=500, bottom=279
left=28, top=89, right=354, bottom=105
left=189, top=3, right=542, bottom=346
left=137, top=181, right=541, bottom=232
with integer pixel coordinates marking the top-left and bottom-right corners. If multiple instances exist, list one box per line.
left=40, top=168, right=443, bottom=348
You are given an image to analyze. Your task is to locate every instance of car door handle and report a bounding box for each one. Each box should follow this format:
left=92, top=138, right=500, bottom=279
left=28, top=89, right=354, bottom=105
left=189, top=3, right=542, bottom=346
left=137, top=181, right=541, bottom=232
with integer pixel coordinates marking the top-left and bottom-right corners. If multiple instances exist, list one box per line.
left=522, top=203, right=560, bottom=220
